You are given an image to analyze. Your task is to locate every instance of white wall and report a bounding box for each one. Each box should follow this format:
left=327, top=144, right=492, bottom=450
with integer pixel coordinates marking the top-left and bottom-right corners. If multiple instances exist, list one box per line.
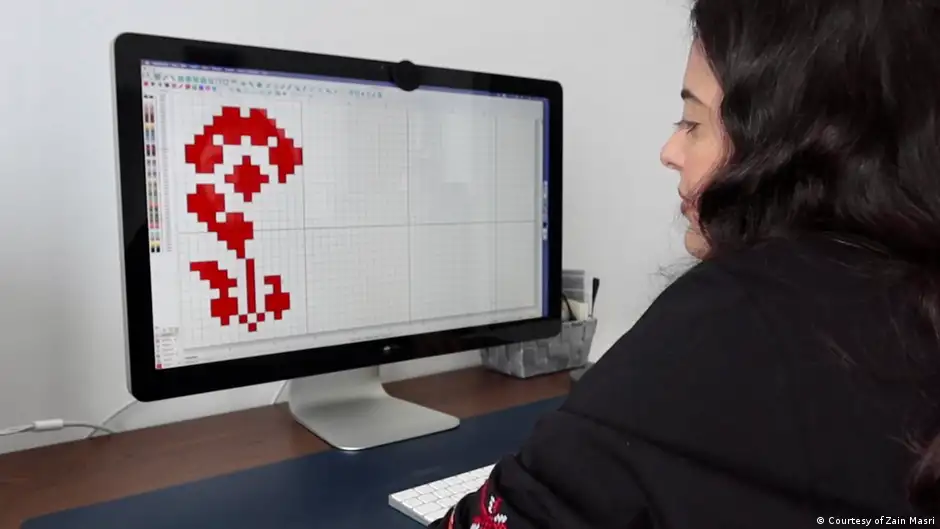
left=0, top=0, right=691, bottom=454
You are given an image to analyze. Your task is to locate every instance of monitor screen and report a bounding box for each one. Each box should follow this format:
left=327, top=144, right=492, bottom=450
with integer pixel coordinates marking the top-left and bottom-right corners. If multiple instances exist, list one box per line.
left=139, top=60, right=550, bottom=370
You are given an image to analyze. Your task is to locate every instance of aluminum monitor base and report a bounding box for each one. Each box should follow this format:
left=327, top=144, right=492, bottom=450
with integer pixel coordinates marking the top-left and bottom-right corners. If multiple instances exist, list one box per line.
left=287, top=366, right=460, bottom=451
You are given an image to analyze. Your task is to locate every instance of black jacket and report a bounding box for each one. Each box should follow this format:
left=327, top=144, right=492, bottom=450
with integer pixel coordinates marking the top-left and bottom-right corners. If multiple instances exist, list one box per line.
left=431, top=237, right=939, bottom=528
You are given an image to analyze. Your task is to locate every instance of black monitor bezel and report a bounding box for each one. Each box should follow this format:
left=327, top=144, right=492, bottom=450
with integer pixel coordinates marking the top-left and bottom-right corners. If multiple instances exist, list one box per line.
left=113, top=32, right=563, bottom=401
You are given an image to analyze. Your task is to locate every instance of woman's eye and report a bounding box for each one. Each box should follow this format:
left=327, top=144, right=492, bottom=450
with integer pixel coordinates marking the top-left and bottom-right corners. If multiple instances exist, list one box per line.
left=674, top=119, right=700, bottom=133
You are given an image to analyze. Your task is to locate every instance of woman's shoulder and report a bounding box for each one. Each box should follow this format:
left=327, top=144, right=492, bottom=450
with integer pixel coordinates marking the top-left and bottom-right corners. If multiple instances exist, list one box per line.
left=571, top=238, right=852, bottom=417
left=577, top=234, right=910, bottom=431
left=662, top=234, right=889, bottom=314
left=564, top=236, right=923, bottom=515
left=688, top=234, right=880, bottom=282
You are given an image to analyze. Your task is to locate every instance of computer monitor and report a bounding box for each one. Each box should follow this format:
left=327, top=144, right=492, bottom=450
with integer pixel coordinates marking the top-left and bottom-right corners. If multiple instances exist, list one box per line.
left=112, top=33, right=562, bottom=450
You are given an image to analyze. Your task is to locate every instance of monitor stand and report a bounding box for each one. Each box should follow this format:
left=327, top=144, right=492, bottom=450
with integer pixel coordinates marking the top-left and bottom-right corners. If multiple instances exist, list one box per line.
left=286, top=366, right=460, bottom=451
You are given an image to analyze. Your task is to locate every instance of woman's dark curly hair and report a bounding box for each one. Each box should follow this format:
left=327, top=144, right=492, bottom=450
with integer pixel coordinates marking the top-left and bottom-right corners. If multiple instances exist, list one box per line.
left=690, top=0, right=940, bottom=512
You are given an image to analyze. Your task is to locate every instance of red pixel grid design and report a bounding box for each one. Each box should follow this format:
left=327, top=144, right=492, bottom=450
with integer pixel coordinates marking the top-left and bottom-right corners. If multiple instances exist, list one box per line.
left=184, top=106, right=303, bottom=332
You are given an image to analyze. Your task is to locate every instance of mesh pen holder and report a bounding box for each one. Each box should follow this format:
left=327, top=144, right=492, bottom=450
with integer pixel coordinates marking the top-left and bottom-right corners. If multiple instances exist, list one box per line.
left=480, top=317, right=597, bottom=379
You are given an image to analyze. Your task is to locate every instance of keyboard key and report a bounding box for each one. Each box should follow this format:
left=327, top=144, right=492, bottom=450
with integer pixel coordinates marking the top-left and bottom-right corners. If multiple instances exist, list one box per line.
left=424, top=509, right=447, bottom=523
left=417, top=493, right=438, bottom=503
left=415, top=485, right=433, bottom=495
left=415, top=503, right=438, bottom=515
left=392, top=489, right=418, bottom=501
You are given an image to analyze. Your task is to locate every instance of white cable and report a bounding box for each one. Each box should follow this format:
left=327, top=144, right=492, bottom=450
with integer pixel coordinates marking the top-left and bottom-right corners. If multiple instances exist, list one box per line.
left=0, top=420, right=116, bottom=437
left=1, top=399, right=136, bottom=440
left=86, top=400, right=137, bottom=438
left=0, top=424, right=34, bottom=436
left=32, top=419, right=65, bottom=431
left=65, top=421, right=116, bottom=436
left=271, top=381, right=288, bottom=404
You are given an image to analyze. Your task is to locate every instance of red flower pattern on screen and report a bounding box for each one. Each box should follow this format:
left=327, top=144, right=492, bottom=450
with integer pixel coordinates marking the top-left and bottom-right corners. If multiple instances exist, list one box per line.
left=183, top=106, right=302, bottom=332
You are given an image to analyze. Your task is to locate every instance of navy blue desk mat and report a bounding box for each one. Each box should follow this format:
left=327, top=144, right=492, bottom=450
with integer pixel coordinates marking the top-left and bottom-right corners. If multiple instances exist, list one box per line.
left=23, top=397, right=563, bottom=529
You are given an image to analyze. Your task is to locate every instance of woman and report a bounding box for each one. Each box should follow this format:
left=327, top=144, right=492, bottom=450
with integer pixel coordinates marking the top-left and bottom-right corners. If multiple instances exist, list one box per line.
left=433, top=0, right=940, bottom=527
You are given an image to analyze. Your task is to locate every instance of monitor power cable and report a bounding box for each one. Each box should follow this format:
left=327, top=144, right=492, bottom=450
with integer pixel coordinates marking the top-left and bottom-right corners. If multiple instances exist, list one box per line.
left=87, top=400, right=137, bottom=438
left=0, top=400, right=137, bottom=440
left=272, top=381, right=288, bottom=404
left=0, top=420, right=116, bottom=438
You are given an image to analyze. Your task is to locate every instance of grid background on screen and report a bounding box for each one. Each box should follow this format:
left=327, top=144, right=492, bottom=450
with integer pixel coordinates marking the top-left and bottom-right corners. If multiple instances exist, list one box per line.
left=154, top=77, right=545, bottom=359
left=306, top=226, right=410, bottom=333
left=495, top=117, right=539, bottom=222
left=304, top=104, right=409, bottom=228
left=496, top=221, right=539, bottom=310
left=409, top=112, right=497, bottom=225
left=410, top=223, right=497, bottom=320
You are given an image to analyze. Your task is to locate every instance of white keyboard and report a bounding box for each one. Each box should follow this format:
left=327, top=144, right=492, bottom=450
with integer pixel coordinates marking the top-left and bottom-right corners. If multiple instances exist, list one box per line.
left=388, top=464, right=494, bottom=526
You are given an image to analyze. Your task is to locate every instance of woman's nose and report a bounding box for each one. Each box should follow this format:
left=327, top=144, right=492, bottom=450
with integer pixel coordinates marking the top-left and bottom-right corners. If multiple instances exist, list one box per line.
left=660, top=132, right=683, bottom=171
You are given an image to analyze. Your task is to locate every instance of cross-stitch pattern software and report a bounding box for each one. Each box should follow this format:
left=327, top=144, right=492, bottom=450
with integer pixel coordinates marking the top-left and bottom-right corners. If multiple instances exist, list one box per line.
left=140, top=61, right=549, bottom=369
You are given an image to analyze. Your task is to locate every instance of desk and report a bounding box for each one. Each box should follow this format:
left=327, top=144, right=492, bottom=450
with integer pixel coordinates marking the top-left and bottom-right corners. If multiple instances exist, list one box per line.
left=0, top=367, right=571, bottom=529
